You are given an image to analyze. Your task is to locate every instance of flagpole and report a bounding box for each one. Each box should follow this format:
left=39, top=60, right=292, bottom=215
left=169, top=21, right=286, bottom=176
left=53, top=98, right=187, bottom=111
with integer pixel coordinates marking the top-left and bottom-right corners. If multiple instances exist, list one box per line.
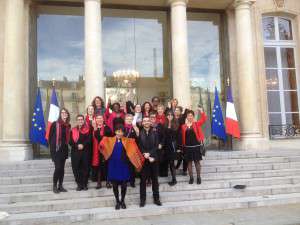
left=226, top=76, right=233, bottom=151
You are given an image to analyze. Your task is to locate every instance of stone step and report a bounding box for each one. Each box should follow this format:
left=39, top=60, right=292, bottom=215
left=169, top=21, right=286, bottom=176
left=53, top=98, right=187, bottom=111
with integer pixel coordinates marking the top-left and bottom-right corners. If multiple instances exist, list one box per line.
left=0, top=174, right=299, bottom=198
left=1, top=152, right=300, bottom=170
left=1, top=183, right=300, bottom=214
left=1, top=167, right=300, bottom=186
left=1, top=161, right=300, bottom=177
left=2, top=192, right=300, bottom=225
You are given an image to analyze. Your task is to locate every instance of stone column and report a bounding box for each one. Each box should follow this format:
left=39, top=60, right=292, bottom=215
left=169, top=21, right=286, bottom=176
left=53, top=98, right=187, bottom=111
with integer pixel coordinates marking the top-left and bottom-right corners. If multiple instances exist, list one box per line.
left=1, top=0, right=32, bottom=161
left=234, top=0, right=264, bottom=148
left=84, top=0, right=104, bottom=105
left=169, top=0, right=191, bottom=109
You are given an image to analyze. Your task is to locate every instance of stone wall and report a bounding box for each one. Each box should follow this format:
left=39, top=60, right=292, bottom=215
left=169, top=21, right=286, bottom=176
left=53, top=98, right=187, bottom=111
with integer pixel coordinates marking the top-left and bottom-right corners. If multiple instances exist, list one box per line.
left=0, top=1, right=5, bottom=140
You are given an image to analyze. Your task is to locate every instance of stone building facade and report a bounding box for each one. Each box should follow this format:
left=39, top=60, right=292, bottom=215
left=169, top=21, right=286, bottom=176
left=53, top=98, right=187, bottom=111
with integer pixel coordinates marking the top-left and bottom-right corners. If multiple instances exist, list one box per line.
left=0, top=0, right=300, bottom=161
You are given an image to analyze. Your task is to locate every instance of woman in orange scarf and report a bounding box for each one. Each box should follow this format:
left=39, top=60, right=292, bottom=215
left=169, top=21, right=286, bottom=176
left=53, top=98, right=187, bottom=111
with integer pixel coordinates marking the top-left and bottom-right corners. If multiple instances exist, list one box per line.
left=100, top=124, right=144, bottom=210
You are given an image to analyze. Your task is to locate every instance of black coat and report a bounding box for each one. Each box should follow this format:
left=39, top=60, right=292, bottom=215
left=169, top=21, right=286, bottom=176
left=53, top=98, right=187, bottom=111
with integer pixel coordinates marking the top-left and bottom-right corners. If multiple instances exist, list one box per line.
left=48, top=121, right=70, bottom=161
left=138, top=128, right=159, bottom=160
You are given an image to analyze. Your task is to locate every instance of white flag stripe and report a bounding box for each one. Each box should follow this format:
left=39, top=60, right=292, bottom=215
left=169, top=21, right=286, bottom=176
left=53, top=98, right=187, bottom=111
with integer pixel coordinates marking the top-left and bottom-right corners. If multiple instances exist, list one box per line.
left=226, top=102, right=238, bottom=121
left=48, top=104, right=60, bottom=122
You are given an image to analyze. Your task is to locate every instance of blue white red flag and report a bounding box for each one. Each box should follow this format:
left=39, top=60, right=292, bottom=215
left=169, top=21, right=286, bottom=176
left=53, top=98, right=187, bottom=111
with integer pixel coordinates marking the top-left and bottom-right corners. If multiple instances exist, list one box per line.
left=225, top=86, right=240, bottom=138
left=45, top=88, right=60, bottom=140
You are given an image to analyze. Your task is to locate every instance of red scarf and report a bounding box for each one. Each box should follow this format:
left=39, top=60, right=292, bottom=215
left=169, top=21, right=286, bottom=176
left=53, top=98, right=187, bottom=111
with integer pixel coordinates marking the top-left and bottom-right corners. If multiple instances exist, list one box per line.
left=156, top=114, right=166, bottom=125
left=55, top=119, right=70, bottom=151
left=85, top=115, right=95, bottom=126
left=72, top=125, right=90, bottom=143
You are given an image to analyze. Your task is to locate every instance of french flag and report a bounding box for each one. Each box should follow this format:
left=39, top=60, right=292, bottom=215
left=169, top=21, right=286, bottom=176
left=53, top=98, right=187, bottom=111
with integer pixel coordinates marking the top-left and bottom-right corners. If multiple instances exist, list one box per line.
left=45, top=88, right=60, bottom=140
left=225, top=86, right=240, bottom=138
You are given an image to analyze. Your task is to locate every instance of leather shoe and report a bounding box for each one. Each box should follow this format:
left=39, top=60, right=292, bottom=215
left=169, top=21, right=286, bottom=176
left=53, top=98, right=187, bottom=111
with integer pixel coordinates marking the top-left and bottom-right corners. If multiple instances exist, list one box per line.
left=154, top=199, right=162, bottom=206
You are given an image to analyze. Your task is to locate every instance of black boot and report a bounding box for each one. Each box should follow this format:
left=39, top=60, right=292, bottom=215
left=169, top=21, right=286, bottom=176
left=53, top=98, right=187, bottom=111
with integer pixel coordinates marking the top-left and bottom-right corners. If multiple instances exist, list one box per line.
left=168, top=179, right=177, bottom=186
left=197, top=177, right=201, bottom=184
left=115, top=201, right=121, bottom=210
left=53, top=185, right=59, bottom=194
left=154, top=199, right=162, bottom=206
left=189, top=177, right=194, bottom=184
left=58, top=184, right=67, bottom=192
left=120, top=201, right=126, bottom=209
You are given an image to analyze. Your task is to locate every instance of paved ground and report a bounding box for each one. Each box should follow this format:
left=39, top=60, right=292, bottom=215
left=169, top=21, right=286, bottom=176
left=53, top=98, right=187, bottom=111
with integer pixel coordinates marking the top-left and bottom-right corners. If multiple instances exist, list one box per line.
left=80, top=204, right=300, bottom=225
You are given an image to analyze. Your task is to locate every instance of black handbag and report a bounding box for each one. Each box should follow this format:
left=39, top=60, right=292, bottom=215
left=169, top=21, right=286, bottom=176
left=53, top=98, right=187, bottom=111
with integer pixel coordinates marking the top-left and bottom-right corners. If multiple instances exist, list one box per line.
left=200, top=142, right=206, bottom=156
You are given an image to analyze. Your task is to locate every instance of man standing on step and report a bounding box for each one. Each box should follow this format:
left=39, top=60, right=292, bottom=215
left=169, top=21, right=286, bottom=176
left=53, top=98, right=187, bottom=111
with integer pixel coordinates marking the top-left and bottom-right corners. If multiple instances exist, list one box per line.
left=70, top=115, right=91, bottom=191
left=138, top=116, right=162, bottom=207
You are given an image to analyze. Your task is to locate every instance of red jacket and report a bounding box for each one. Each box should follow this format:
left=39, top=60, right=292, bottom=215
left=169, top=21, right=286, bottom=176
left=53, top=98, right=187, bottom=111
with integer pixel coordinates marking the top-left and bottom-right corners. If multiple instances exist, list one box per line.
left=181, top=112, right=207, bottom=146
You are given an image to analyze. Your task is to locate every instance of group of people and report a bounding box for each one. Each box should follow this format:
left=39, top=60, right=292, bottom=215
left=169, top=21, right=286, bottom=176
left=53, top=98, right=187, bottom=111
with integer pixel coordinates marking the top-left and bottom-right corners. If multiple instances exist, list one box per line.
left=48, top=96, right=207, bottom=210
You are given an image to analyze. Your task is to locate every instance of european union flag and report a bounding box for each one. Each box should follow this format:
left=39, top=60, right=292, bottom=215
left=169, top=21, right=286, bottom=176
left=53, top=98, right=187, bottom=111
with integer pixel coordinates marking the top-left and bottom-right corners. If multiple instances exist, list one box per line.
left=29, top=88, right=48, bottom=146
left=211, top=87, right=227, bottom=142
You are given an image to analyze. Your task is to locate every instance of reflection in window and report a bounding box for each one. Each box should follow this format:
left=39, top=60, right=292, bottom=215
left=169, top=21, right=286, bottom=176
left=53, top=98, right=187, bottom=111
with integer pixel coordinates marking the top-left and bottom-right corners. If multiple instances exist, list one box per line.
left=266, top=69, right=279, bottom=90
left=102, top=9, right=170, bottom=104
left=267, top=91, right=281, bottom=112
left=37, top=15, right=85, bottom=124
left=187, top=13, right=222, bottom=147
left=264, top=47, right=277, bottom=68
left=282, top=69, right=297, bottom=90
left=263, top=17, right=275, bottom=40
left=280, top=48, right=295, bottom=68
left=279, top=18, right=293, bottom=40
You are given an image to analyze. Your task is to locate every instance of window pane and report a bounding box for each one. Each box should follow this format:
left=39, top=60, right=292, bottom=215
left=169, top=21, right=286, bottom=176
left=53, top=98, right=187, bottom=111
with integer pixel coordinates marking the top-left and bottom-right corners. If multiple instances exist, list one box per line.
left=281, top=48, right=295, bottom=68
left=263, top=17, right=275, bottom=40
left=286, top=113, right=300, bottom=125
left=284, top=91, right=299, bottom=112
left=264, top=47, right=277, bottom=68
left=267, top=91, right=281, bottom=112
left=279, top=18, right=293, bottom=40
left=282, top=69, right=297, bottom=90
left=266, top=69, right=279, bottom=90
left=269, top=113, right=282, bottom=125
left=102, top=9, right=171, bottom=104
left=37, top=15, right=84, bottom=124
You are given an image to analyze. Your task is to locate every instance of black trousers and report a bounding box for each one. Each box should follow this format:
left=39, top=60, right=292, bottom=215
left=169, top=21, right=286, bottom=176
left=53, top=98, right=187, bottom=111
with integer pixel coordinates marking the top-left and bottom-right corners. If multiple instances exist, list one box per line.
left=140, top=161, right=159, bottom=202
left=71, top=150, right=89, bottom=187
left=53, top=158, right=66, bottom=186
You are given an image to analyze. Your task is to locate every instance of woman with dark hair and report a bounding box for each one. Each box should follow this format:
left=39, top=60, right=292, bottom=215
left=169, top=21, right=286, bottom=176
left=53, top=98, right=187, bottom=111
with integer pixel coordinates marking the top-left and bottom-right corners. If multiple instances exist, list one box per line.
left=92, top=96, right=106, bottom=116
left=48, top=108, right=71, bottom=194
left=181, top=107, right=207, bottom=184
left=163, top=110, right=179, bottom=186
left=92, top=114, right=112, bottom=189
left=100, top=124, right=144, bottom=210
left=141, top=101, right=152, bottom=117
left=104, top=98, right=125, bottom=131
left=70, top=115, right=91, bottom=191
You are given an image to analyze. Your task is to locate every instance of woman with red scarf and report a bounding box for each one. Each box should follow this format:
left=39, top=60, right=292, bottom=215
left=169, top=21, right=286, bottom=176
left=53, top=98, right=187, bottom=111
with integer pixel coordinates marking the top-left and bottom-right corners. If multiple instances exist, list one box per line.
left=92, top=114, right=112, bottom=189
left=70, top=115, right=91, bottom=191
left=48, top=108, right=71, bottom=194
left=104, top=98, right=125, bottom=131
left=156, top=104, right=166, bottom=125
left=181, top=108, right=207, bottom=185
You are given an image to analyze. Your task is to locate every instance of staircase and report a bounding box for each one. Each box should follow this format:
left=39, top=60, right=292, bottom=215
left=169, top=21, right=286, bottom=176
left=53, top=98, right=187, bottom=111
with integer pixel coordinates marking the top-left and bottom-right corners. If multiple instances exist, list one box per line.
left=1, top=150, right=300, bottom=225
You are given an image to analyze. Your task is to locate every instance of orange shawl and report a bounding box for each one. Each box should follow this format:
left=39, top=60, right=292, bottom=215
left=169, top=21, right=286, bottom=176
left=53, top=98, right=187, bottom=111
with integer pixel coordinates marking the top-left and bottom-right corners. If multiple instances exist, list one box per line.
left=99, top=137, right=145, bottom=172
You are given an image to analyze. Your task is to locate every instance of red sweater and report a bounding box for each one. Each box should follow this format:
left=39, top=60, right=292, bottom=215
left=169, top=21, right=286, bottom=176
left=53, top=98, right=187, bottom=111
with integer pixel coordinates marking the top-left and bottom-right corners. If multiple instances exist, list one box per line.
left=181, top=112, right=207, bottom=146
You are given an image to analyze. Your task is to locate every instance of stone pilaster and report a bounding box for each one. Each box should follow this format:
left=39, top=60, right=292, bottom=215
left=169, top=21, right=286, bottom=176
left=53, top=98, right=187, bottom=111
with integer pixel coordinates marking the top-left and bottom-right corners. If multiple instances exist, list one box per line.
left=1, top=0, right=32, bottom=161
left=84, top=0, right=104, bottom=105
left=169, top=0, right=191, bottom=109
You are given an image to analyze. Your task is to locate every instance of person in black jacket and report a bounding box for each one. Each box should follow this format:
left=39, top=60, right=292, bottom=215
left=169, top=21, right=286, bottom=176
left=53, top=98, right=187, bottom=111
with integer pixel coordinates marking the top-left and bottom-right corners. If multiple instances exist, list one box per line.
left=48, top=108, right=71, bottom=194
left=138, top=116, right=162, bottom=207
left=70, top=115, right=91, bottom=191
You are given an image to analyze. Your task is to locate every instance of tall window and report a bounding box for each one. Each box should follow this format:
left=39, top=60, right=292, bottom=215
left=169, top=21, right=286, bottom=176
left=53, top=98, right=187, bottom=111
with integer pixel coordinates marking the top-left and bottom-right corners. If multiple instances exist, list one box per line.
left=187, top=12, right=223, bottom=146
left=37, top=15, right=85, bottom=124
left=263, top=16, right=299, bottom=126
left=102, top=9, right=171, bottom=104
